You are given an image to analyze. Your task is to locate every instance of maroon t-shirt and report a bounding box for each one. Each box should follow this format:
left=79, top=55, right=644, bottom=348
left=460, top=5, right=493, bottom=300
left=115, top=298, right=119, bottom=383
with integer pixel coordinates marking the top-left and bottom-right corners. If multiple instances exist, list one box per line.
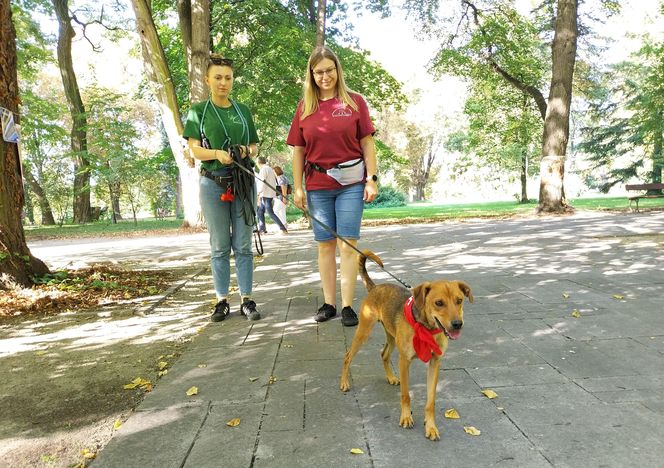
left=286, top=93, right=375, bottom=190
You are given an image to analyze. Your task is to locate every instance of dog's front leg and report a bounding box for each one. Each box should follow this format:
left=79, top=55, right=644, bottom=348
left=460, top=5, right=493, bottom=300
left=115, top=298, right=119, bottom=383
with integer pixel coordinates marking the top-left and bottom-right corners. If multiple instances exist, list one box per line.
left=424, top=356, right=441, bottom=440
left=398, top=355, right=414, bottom=428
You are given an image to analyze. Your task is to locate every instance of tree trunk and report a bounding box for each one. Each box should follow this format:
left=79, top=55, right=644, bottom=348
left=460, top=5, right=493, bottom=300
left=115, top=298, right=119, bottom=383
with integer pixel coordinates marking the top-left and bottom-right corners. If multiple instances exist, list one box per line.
left=537, top=0, right=577, bottom=213
left=52, top=0, right=92, bottom=224
left=316, top=0, right=326, bottom=46
left=24, top=170, right=56, bottom=225
left=651, top=117, right=662, bottom=185
left=520, top=151, right=529, bottom=203
left=1, top=0, right=49, bottom=289
left=130, top=0, right=202, bottom=227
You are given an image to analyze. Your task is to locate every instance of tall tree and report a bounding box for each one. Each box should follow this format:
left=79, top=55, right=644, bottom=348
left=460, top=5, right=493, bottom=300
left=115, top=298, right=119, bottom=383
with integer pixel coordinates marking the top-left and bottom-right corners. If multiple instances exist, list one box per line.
left=1, top=0, right=49, bottom=289
left=130, top=0, right=200, bottom=227
left=538, top=0, right=577, bottom=213
left=52, top=0, right=92, bottom=223
left=580, top=38, right=664, bottom=191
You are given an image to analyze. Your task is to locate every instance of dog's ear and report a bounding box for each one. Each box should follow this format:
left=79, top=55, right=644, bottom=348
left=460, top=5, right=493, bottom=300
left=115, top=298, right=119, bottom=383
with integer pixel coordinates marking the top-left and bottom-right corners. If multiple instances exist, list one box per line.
left=413, top=282, right=431, bottom=311
left=457, top=281, right=474, bottom=303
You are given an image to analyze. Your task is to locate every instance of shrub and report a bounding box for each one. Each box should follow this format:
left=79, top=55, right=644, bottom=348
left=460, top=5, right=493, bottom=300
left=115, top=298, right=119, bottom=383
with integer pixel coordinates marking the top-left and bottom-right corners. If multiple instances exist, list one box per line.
left=366, top=185, right=407, bottom=208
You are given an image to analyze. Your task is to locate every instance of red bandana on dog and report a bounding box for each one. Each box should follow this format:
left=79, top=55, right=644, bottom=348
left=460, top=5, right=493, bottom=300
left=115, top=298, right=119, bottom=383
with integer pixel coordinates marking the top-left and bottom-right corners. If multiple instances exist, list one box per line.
left=404, top=296, right=443, bottom=363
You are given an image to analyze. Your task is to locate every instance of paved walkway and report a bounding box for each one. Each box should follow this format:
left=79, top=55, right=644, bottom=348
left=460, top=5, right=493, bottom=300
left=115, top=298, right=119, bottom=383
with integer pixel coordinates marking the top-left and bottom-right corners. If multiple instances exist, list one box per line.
left=82, top=211, right=663, bottom=467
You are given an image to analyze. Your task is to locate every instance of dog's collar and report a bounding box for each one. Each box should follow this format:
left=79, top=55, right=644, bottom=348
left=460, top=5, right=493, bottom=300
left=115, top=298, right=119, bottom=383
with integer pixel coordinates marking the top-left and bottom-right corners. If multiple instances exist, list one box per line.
left=404, top=296, right=443, bottom=363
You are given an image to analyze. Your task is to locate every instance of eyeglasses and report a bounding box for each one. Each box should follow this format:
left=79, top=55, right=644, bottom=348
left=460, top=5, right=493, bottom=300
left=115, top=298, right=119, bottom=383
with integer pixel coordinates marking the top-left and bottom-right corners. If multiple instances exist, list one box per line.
left=312, top=66, right=337, bottom=79
left=210, top=56, right=233, bottom=67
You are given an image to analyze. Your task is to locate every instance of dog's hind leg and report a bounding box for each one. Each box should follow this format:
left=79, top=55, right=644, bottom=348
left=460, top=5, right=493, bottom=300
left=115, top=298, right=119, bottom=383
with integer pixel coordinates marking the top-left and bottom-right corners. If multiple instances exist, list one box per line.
left=340, top=305, right=377, bottom=392
left=381, top=331, right=399, bottom=386
left=424, top=356, right=441, bottom=440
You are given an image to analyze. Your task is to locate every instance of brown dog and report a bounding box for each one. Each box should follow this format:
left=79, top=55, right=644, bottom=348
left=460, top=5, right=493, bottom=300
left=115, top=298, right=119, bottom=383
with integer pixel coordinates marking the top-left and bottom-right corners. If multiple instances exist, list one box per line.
left=340, top=250, right=473, bottom=440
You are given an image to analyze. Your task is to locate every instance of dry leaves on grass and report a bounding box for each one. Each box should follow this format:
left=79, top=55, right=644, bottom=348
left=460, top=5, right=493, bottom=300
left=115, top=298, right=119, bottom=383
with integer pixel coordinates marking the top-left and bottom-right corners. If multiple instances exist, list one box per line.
left=0, top=265, right=174, bottom=319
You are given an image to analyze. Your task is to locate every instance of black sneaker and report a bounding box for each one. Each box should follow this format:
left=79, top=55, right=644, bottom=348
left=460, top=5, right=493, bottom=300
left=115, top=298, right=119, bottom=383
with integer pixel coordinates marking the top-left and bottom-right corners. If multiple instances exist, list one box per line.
left=341, top=306, right=358, bottom=327
left=241, top=299, right=261, bottom=321
left=315, top=303, right=337, bottom=322
left=211, top=299, right=230, bottom=322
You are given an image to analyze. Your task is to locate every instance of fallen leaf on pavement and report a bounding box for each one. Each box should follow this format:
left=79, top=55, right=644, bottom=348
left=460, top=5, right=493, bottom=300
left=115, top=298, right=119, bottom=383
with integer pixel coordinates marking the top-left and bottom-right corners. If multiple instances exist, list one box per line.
left=80, top=448, right=96, bottom=459
left=612, top=294, right=625, bottom=300
left=562, top=293, right=570, bottom=299
left=481, top=389, right=498, bottom=399
left=249, top=377, right=258, bottom=382
left=186, top=386, right=198, bottom=396
left=284, top=344, right=294, bottom=348
left=35, top=350, right=47, bottom=356
left=350, top=448, right=364, bottom=454
left=226, top=418, right=241, bottom=427
left=158, top=361, right=168, bottom=370
left=444, top=408, right=460, bottom=419
left=113, top=419, right=122, bottom=430
left=158, top=370, right=168, bottom=377
left=464, top=426, right=481, bottom=436
left=268, top=375, right=277, bottom=384
left=571, top=309, right=581, bottom=318
left=197, top=364, right=207, bottom=368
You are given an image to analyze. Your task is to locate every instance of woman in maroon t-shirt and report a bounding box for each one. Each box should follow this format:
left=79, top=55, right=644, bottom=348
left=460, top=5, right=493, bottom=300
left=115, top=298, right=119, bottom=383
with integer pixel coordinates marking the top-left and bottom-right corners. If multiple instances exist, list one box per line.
left=287, top=46, right=378, bottom=327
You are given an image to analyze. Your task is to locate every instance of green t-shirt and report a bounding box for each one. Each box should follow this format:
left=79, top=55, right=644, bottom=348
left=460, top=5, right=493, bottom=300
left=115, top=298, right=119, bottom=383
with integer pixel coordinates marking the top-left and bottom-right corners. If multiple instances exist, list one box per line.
left=183, top=100, right=259, bottom=172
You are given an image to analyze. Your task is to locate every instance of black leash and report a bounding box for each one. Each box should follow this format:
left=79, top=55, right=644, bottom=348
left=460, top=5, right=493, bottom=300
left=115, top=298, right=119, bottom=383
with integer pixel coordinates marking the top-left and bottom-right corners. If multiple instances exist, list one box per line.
left=227, top=145, right=412, bottom=289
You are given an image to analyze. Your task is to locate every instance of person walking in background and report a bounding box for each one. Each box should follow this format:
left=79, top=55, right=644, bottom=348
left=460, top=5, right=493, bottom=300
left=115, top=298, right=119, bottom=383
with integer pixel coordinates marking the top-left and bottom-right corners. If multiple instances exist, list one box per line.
left=273, top=165, right=289, bottom=228
left=256, top=156, right=288, bottom=235
left=286, top=45, right=378, bottom=327
left=182, top=54, right=261, bottom=322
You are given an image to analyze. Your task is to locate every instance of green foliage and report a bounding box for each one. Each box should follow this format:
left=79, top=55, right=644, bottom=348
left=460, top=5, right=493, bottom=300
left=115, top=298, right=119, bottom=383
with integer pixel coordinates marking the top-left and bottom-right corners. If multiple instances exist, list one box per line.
left=11, top=1, right=54, bottom=81
left=366, top=185, right=407, bottom=208
left=374, top=138, right=408, bottom=173
left=579, top=36, right=664, bottom=191
left=150, top=0, right=405, bottom=153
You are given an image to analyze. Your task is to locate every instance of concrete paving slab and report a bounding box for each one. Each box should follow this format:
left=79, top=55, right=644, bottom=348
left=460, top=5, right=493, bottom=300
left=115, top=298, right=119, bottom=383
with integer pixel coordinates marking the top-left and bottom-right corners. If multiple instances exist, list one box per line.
left=183, top=402, right=263, bottom=468
left=93, top=404, right=208, bottom=467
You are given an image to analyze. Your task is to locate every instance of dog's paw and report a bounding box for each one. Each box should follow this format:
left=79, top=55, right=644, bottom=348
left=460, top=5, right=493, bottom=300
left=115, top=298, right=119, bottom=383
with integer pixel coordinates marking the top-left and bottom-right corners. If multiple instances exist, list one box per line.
left=399, top=413, right=414, bottom=428
left=425, top=422, right=440, bottom=441
left=339, top=380, right=351, bottom=392
left=386, top=376, right=400, bottom=386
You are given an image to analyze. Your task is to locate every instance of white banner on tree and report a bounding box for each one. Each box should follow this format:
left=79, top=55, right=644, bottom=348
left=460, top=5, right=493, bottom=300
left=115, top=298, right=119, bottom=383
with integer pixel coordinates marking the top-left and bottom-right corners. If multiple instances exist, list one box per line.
left=1, top=107, right=19, bottom=143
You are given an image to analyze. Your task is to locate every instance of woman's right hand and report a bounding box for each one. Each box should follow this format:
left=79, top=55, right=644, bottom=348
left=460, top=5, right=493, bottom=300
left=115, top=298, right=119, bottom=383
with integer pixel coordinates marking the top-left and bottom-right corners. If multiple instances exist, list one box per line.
left=294, top=188, right=306, bottom=211
left=216, top=149, right=232, bottom=165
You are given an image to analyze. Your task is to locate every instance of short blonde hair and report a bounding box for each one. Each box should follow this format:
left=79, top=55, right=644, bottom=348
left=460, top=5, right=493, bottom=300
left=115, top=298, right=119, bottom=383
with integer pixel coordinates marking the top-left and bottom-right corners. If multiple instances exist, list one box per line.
left=300, top=46, right=358, bottom=120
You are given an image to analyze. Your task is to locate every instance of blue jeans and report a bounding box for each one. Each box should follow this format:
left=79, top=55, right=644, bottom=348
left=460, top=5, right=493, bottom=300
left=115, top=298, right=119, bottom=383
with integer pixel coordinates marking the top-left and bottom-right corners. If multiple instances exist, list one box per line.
left=306, top=184, right=365, bottom=242
left=257, top=197, right=287, bottom=232
left=199, top=174, right=255, bottom=298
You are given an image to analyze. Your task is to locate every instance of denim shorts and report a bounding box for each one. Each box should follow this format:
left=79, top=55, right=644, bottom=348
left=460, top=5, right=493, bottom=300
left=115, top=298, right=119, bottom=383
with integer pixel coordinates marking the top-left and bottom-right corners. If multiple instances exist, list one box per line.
left=306, top=183, right=365, bottom=242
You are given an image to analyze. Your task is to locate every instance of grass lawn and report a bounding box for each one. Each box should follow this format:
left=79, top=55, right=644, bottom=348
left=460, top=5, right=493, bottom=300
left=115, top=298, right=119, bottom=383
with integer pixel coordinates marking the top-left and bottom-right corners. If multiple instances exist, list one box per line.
left=24, top=196, right=663, bottom=240
left=24, top=218, right=184, bottom=240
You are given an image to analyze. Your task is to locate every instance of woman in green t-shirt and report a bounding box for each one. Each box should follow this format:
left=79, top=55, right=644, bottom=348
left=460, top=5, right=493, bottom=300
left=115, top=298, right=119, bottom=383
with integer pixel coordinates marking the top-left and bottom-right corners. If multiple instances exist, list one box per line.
left=183, top=54, right=261, bottom=322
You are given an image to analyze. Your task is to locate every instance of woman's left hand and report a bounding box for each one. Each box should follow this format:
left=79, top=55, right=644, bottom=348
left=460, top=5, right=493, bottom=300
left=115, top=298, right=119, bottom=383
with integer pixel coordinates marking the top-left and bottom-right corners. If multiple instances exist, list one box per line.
left=364, top=181, right=378, bottom=203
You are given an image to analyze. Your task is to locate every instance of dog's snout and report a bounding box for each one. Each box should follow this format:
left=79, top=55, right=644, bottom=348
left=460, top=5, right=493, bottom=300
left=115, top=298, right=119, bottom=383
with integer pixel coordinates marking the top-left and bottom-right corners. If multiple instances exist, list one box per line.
left=451, top=320, right=463, bottom=330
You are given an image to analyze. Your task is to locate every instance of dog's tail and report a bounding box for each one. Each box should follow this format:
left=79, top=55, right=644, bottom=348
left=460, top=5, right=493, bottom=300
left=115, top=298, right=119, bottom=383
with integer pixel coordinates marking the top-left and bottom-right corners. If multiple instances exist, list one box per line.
left=358, top=249, right=383, bottom=292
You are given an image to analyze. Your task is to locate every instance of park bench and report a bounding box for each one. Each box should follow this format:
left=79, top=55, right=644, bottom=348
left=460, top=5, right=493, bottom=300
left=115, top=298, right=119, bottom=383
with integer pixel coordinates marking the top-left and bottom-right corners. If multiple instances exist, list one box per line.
left=625, top=183, right=664, bottom=211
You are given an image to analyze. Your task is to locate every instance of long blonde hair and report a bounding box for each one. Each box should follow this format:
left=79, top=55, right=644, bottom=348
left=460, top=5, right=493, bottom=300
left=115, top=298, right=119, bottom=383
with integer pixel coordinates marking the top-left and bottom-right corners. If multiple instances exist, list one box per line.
left=300, top=46, right=358, bottom=120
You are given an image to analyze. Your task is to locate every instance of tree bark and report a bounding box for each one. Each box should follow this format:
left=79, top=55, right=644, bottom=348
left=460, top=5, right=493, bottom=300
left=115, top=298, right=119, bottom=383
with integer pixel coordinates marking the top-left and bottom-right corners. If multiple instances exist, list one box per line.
left=1, top=0, right=49, bottom=289
left=52, top=0, right=92, bottom=224
left=24, top=170, right=56, bottom=225
left=520, top=151, right=529, bottom=203
left=130, top=0, right=202, bottom=227
left=316, top=0, right=326, bottom=46
left=537, top=0, right=577, bottom=213
left=651, top=114, right=662, bottom=185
